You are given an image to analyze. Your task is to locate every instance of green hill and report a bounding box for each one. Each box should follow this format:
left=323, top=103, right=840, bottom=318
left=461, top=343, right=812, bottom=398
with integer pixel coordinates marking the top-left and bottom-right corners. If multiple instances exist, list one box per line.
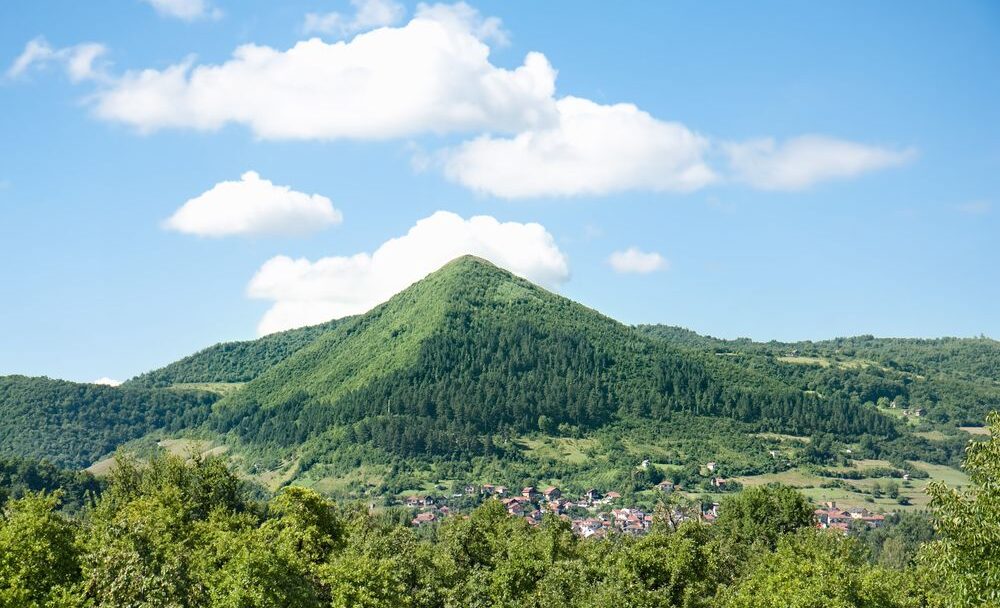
left=126, top=317, right=347, bottom=388
left=638, top=326, right=1000, bottom=426
left=0, top=375, right=217, bottom=468
left=212, top=256, right=895, bottom=464
left=2, top=255, right=990, bottom=499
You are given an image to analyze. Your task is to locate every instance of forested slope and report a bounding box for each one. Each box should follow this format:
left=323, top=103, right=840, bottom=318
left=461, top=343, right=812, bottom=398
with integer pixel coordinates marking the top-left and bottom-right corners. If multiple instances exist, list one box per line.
left=639, top=326, right=1000, bottom=425
left=0, top=376, right=217, bottom=468
left=126, top=318, right=346, bottom=387
left=213, top=256, right=896, bottom=460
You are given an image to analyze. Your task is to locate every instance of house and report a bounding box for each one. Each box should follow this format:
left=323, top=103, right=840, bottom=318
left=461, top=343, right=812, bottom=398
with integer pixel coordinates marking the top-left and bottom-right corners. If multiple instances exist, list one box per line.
left=543, top=486, right=561, bottom=501
left=656, top=480, right=675, bottom=493
left=584, top=488, right=603, bottom=502
left=502, top=498, right=526, bottom=515
left=604, top=491, right=622, bottom=502
left=640, top=459, right=651, bottom=469
left=494, top=486, right=508, bottom=496
left=411, top=512, right=437, bottom=526
left=522, top=486, right=541, bottom=501
left=404, top=496, right=423, bottom=508
left=464, top=485, right=478, bottom=496
left=710, top=477, right=728, bottom=488
left=706, top=462, right=717, bottom=473
left=814, top=504, right=885, bottom=531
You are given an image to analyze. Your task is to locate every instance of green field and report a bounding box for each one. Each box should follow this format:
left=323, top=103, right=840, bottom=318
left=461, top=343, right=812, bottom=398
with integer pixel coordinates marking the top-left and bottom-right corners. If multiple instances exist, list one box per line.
left=735, top=458, right=969, bottom=512
left=169, top=382, right=245, bottom=396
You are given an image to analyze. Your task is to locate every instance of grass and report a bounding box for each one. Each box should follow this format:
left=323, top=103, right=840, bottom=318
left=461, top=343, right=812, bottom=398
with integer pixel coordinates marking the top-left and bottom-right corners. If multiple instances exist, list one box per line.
left=753, top=432, right=810, bottom=443
left=960, top=426, right=991, bottom=436
left=85, top=436, right=229, bottom=477
left=777, top=356, right=878, bottom=371
left=735, top=457, right=970, bottom=512
left=297, top=465, right=388, bottom=496
left=734, top=469, right=823, bottom=488
left=915, top=430, right=949, bottom=441
left=777, top=356, right=832, bottom=367
left=909, top=461, right=969, bottom=488
left=169, top=382, right=245, bottom=396
left=518, top=436, right=596, bottom=466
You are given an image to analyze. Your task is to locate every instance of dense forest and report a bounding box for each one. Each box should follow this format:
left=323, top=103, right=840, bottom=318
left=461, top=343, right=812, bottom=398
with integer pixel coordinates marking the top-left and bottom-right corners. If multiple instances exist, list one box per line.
left=211, top=257, right=896, bottom=464
left=1, top=413, right=996, bottom=608
left=0, top=455, right=101, bottom=513
left=0, top=376, right=217, bottom=468
left=638, top=326, right=1000, bottom=426
left=126, top=318, right=346, bottom=388
left=0, top=257, right=991, bottom=491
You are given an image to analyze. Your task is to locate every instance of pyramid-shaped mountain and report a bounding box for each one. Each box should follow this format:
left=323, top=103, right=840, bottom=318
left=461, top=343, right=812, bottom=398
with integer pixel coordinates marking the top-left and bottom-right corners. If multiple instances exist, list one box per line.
left=212, top=255, right=894, bottom=458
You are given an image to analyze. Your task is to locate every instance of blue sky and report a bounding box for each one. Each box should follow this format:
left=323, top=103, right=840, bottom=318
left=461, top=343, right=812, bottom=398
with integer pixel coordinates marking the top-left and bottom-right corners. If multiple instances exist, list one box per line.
left=1, top=0, right=998, bottom=383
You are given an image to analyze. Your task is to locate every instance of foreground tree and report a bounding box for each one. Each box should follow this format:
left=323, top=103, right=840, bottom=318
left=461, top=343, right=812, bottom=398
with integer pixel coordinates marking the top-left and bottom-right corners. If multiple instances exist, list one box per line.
left=0, top=492, right=80, bottom=608
left=720, top=529, right=919, bottom=608
left=919, top=411, right=1000, bottom=606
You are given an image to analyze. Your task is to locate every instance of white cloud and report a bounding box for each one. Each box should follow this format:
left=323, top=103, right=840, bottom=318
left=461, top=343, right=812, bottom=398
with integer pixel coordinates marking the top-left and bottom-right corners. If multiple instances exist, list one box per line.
left=414, top=1, right=509, bottom=46
left=93, top=8, right=555, bottom=140
left=141, top=0, right=220, bottom=21
left=608, top=248, right=668, bottom=274
left=91, top=377, right=123, bottom=387
left=164, top=171, right=343, bottom=237
left=247, top=210, right=569, bottom=334
left=303, top=0, right=406, bottom=37
left=724, top=135, right=916, bottom=191
left=6, top=37, right=108, bottom=82
left=442, top=96, right=715, bottom=198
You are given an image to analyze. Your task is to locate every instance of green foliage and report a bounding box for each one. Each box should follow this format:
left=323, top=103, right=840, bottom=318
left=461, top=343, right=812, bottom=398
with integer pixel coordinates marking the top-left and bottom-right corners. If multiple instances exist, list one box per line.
left=126, top=318, right=345, bottom=388
left=0, top=375, right=218, bottom=468
left=0, top=446, right=992, bottom=608
left=639, top=326, right=1000, bottom=428
left=919, top=411, right=1000, bottom=606
left=0, top=455, right=101, bottom=513
left=213, top=257, right=896, bottom=467
left=0, top=492, right=81, bottom=608
left=854, top=511, right=936, bottom=569
left=719, top=529, right=920, bottom=608
left=713, top=485, right=816, bottom=550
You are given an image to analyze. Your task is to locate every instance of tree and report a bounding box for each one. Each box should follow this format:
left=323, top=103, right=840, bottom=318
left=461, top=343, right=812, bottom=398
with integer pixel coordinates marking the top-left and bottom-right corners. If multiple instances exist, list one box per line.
left=713, top=485, right=815, bottom=550
left=918, top=411, right=1000, bottom=606
left=720, top=529, right=919, bottom=608
left=710, top=485, right=816, bottom=584
left=0, top=492, right=80, bottom=608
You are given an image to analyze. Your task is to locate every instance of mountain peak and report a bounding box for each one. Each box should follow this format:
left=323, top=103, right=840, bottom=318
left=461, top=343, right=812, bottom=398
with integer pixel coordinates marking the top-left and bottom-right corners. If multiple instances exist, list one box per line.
left=432, top=254, right=510, bottom=280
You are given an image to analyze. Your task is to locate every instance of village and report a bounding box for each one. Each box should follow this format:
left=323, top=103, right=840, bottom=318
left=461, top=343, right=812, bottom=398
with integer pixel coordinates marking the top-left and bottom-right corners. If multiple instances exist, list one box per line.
left=403, top=481, right=887, bottom=538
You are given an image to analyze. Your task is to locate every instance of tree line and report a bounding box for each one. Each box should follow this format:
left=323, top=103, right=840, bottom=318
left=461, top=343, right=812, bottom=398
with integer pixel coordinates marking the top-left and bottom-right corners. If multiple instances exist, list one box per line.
left=2, top=411, right=998, bottom=607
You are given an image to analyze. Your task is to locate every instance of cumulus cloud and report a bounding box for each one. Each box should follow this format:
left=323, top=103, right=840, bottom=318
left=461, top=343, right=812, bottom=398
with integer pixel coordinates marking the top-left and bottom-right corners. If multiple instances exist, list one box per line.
left=91, top=377, right=123, bottom=386
left=442, top=96, right=715, bottom=198
left=14, top=5, right=915, bottom=199
left=6, top=37, right=108, bottom=82
left=141, top=0, right=220, bottom=21
left=413, top=1, right=509, bottom=46
left=608, top=248, right=668, bottom=274
left=247, top=210, right=569, bottom=334
left=92, top=8, right=555, bottom=139
left=724, top=135, right=916, bottom=191
left=164, top=171, right=343, bottom=237
left=303, top=0, right=406, bottom=37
